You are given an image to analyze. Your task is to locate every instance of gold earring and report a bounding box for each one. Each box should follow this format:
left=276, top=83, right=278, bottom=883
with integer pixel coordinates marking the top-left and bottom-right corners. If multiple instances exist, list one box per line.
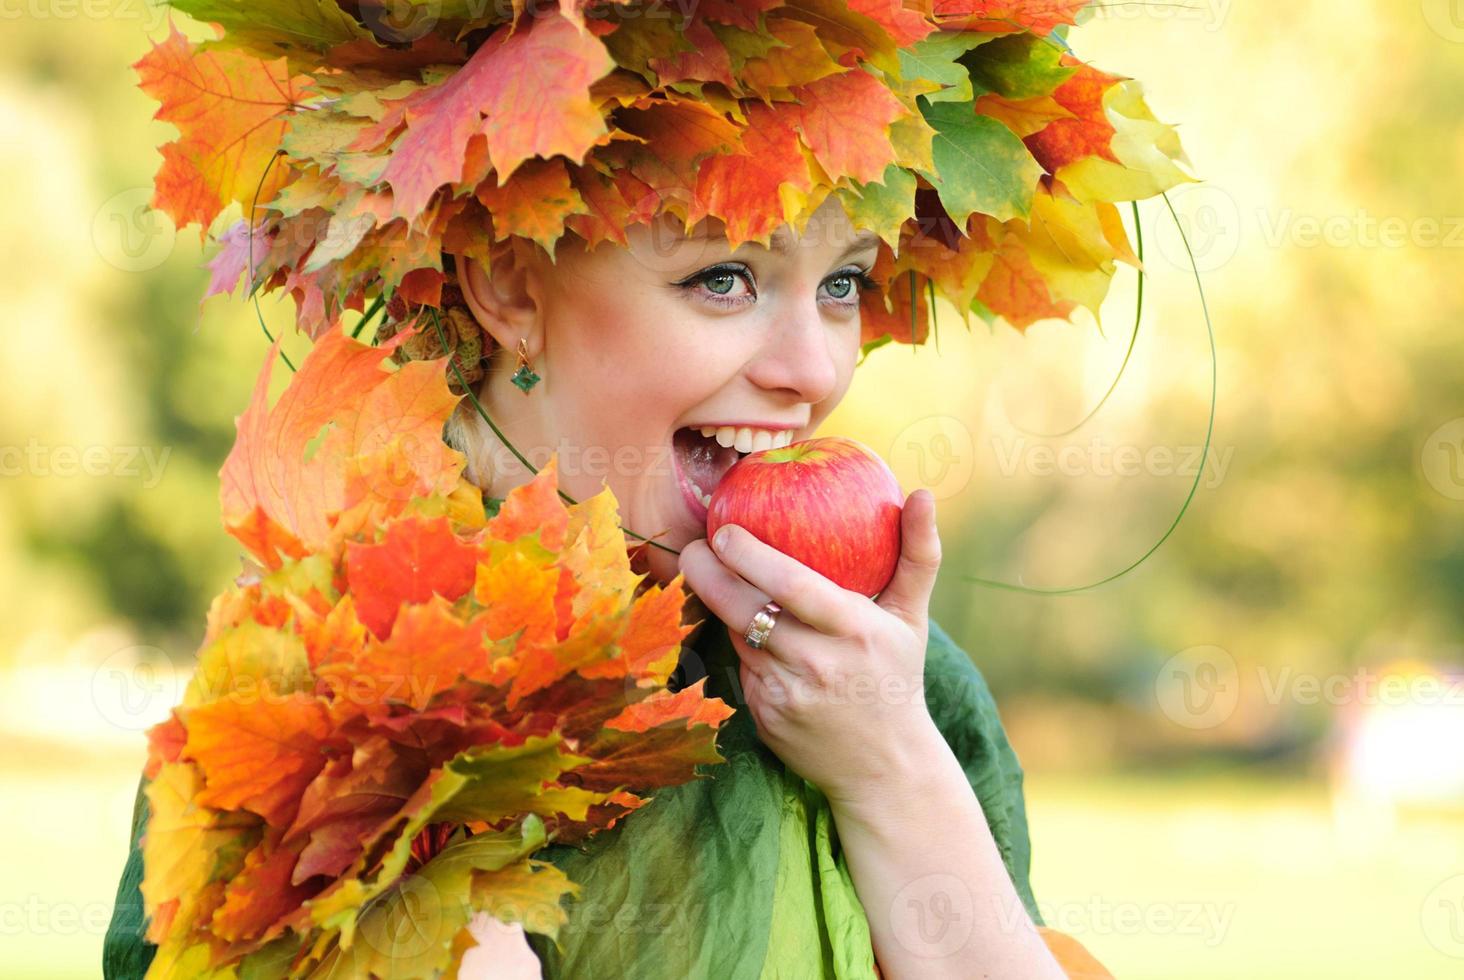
left=509, top=337, right=541, bottom=394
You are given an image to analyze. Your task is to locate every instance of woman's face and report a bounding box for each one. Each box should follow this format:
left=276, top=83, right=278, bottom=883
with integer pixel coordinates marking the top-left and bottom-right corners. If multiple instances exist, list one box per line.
left=455, top=194, right=880, bottom=586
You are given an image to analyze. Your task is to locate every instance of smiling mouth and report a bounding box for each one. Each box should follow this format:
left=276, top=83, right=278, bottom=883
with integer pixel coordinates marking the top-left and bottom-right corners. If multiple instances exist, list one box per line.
left=672, top=427, right=746, bottom=508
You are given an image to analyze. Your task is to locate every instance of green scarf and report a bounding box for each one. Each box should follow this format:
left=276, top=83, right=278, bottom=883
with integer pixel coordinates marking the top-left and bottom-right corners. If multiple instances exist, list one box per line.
left=102, top=617, right=1039, bottom=979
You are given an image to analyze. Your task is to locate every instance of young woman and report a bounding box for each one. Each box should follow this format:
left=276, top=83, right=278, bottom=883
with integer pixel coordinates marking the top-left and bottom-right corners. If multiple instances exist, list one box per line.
left=105, top=198, right=1074, bottom=978
left=106, top=2, right=1188, bottom=975
left=442, top=196, right=1065, bottom=977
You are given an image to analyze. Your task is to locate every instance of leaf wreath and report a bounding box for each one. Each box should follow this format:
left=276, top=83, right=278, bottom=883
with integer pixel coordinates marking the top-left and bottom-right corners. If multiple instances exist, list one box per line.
left=138, top=0, right=1196, bottom=363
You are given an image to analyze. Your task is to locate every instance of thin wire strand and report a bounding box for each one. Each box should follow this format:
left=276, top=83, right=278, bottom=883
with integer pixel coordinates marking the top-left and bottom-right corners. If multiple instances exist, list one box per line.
left=248, top=149, right=295, bottom=373
left=1014, top=200, right=1146, bottom=439
left=352, top=295, right=387, bottom=339
left=957, top=190, right=1216, bottom=595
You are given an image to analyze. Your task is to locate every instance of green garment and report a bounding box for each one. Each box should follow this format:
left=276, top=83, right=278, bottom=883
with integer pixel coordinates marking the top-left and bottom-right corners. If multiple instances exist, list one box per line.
left=102, top=618, right=1039, bottom=979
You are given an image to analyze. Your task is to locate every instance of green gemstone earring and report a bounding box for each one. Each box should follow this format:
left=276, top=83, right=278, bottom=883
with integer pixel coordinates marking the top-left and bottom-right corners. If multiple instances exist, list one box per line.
left=510, top=337, right=541, bottom=394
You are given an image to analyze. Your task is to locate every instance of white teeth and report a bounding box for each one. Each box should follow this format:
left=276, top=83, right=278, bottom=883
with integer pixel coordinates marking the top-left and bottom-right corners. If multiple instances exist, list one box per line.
left=688, top=480, right=712, bottom=508
left=694, top=425, right=796, bottom=451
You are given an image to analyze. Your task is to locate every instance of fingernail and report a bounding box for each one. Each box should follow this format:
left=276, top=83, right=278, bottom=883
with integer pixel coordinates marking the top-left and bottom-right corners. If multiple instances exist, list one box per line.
left=713, top=527, right=731, bottom=553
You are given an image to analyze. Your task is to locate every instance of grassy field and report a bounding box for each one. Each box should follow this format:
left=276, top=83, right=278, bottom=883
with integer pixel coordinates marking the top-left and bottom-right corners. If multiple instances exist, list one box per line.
left=1025, top=771, right=1464, bottom=979
left=4, top=747, right=1460, bottom=978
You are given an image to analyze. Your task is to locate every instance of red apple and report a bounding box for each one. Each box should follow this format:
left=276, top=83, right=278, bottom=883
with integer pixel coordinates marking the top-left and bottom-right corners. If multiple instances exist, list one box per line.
left=706, top=436, right=905, bottom=598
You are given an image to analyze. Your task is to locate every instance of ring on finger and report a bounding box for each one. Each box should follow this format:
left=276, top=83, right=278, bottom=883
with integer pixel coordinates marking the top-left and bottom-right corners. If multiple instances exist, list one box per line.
left=743, top=600, right=781, bottom=650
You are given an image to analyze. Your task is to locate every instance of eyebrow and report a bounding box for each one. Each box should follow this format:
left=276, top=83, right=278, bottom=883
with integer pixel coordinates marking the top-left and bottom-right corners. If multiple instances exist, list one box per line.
left=681, top=227, right=881, bottom=258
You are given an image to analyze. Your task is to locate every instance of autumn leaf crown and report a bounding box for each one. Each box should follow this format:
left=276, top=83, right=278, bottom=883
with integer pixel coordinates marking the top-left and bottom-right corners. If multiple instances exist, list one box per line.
left=135, top=0, right=1196, bottom=369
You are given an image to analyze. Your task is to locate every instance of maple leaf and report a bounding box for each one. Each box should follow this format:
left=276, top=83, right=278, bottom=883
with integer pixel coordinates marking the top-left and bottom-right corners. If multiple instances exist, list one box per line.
left=837, top=164, right=919, bottom=252
left=474, top=156, right=590, bottom=254
left=649, top=14, right=737, bottom=89
left=977, top=217, right=1078, bottom=328
left=781, top=0, right=903, bottom=75
left=606, top=97, right=745, bottom=219
left=184, top=691, right=333, bottom=825
left=344, top=514, right=479, bottom=640
left=140, top=762, right=255, bottom=946
left=381, top=9, right=615, bottom=224
left=691, top=99, right=815, bottom=250
left=165, top=0, right=378, bottom=59
left=218, top=326, right=463, bottom=565
left=975, top=91, right=1075, bottom=139
left=141, top=332, right=730, bottom=977
left=787, top=69, right=911, bottom=185
left=848, top=0, right=940, bottom=46
left=201, top=219, right=258, bottom=302
left=132, top=21, right=308, bottom=236
left=1049, top=76, right=1199, bottom=203
left=932, top=0, right=1091, bottom=35
left=209, top=831, right=318, bottom=943
left=733, top=17, right=847, bottom=96
left=900, top=216, right=1000, bottom=328
left=346, top=595, right=495, bottom=714
left=1023, top=59, right=1125, bottom=173
left=697, top=0, right=785, bottom=32
left=859, top=242, right=932, bottom=348
left=1022, top=182, right=1128, bottom=321
left=918, top=96, right=1044, bottom=225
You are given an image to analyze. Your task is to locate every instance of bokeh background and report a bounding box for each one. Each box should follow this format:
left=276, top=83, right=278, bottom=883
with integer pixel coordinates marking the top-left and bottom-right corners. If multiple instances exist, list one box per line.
left=3, top=2, right=1463, bottom=977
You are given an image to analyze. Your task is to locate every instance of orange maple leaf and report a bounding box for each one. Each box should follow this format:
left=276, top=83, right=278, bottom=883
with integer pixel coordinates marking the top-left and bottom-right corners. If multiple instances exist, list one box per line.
left=691, top=100, right=815, bottom=250
left=933, top=0, right=1091, bottom=35
left=218, top=327, right=463, bottom=565
left=347, top=595, right=494, bottom=713
left=132, top=21, right=306, bottom=236
left=474, top=156, right=588, bottom=252
left=788, top=69, right=910, bottom=186
left=344, top=514, right=480, bottom=640
left=382, top=9, right=615, bottom=224
left=1024, top=60, right=1125, bottom=173
left=184, top=691, right=333, bottom=826
left=977, top=220, right=1078, bottom=328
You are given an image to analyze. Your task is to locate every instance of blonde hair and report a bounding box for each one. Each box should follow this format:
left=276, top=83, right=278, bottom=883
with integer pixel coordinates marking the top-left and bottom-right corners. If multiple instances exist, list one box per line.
left=442, top=393, right=493, bottom=490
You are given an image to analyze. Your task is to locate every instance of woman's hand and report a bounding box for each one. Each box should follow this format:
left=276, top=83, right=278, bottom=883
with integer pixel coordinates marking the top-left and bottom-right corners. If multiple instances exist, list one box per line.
left=677, top=489, right=944, bottom=805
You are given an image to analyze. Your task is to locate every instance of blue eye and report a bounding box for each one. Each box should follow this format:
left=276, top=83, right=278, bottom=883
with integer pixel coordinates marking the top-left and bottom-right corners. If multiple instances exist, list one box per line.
left=826, top=269, right=880, bottom=299
left=671, top=264, right=878, bottom=309
left=702, top=269, right=749, bottom=297
left=673, top=264, right=757, bottom=307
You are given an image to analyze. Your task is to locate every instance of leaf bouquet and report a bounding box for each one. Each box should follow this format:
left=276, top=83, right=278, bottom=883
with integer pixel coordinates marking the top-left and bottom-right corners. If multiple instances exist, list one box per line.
left=136, top=324, right=732, bottom=977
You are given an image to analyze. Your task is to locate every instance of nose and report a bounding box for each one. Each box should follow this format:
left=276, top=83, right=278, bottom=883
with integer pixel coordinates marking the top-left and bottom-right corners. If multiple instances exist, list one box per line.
left=744, top=289, right=841, bottom=405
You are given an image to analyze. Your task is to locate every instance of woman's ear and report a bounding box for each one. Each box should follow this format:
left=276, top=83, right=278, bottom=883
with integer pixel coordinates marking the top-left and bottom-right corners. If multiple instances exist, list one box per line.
left=454, top=239, right=545, bottom=359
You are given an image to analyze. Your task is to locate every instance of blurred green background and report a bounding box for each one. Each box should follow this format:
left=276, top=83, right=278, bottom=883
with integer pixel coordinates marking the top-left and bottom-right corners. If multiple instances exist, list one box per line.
left=3, top=3, right=1463, bottom=978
